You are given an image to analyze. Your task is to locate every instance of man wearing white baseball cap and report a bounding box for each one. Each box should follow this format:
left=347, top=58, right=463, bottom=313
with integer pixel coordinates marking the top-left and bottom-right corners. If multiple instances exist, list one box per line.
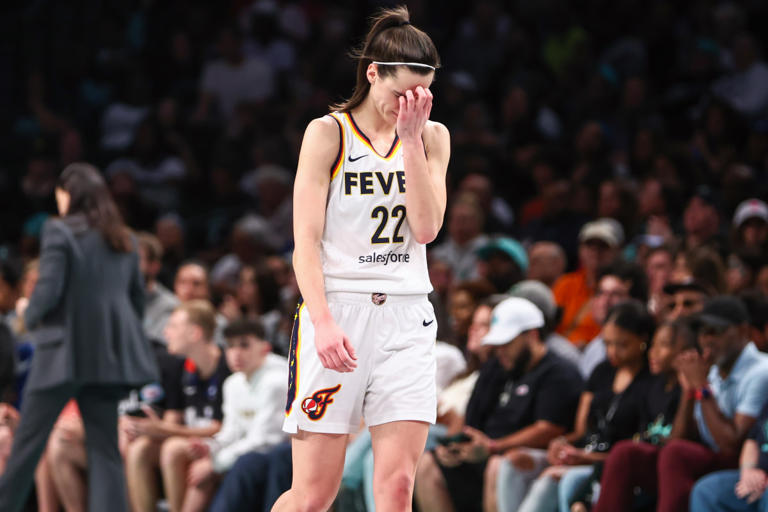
left=416, top=297, right=583, bottom=512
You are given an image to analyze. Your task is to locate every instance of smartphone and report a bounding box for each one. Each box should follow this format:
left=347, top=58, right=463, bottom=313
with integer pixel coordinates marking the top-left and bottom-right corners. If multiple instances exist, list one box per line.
left=437, top=432, right=472, bottom=445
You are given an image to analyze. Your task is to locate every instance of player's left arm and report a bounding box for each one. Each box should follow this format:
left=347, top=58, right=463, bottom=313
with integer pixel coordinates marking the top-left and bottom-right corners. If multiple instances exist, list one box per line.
left=399, top=86, right=449, bottom=244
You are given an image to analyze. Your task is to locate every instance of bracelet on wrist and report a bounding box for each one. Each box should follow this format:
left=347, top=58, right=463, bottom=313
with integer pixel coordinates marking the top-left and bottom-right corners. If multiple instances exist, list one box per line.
left=694, top=386, right=712, bottom=401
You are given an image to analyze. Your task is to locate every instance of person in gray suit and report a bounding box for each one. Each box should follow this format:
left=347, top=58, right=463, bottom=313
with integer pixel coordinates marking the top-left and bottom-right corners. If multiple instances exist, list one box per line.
left=0, top=163, right=159, bottom=512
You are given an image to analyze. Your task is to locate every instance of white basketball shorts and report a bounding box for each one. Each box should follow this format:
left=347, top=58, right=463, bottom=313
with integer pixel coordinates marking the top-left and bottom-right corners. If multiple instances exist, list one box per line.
left=283, top=291, right=438, bottom=434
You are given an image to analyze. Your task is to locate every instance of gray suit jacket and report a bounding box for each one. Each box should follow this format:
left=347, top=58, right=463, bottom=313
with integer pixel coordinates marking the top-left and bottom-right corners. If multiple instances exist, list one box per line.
left=24, top=215, right=159, bottom=391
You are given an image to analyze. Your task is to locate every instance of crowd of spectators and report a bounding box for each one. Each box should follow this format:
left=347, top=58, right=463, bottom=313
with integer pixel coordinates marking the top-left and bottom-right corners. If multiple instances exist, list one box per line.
left=3, top=0, right=768, bottom=510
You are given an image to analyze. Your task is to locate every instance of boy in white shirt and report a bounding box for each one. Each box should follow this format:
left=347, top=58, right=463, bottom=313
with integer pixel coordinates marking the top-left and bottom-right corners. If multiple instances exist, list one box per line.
left=163, top=318, right=288, bottom=512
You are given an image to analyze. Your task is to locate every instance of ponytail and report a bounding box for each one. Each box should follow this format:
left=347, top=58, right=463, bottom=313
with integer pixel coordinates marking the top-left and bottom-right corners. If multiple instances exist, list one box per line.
left=332, top=5, right=440, bottom=112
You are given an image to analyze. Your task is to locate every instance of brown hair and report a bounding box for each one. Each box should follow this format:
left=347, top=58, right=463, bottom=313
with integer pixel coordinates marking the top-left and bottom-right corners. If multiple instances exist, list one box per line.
left=176, top=300, right=216, bottom=341
left=57, top=162, right=132, bottom=252
left=137, top=231, right=163, bottom=262
left=332, top=5, right=440, bottom=112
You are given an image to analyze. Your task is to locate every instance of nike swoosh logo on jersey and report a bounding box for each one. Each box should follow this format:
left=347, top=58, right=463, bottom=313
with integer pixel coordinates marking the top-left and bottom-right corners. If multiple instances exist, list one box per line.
left=423, top=319, right=434, bottom=327
left=348, top=154, right=367, bottom=162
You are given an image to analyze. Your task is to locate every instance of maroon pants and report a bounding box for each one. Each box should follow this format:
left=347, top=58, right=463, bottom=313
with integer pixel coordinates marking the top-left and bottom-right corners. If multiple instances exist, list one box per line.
left=594, top=439, right=737, bottom=512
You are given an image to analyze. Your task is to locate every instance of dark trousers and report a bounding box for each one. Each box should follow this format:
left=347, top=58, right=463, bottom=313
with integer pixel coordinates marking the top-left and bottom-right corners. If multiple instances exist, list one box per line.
left=594, top=439, right=737, bottom=512
left=0, top=383, right=126, bottom=512
left=209, top=441, right=292, bottom=512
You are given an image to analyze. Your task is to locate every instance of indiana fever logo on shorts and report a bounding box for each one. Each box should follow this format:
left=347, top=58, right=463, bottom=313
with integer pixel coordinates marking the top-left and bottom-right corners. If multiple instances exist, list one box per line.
left=301, top=384, right=342, bottom=421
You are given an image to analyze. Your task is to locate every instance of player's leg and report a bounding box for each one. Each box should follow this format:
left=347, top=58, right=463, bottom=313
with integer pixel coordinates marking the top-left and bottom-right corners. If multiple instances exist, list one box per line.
left=271, top=430, right=348, bottom=512
left=369, top=420, right=429, bottom=512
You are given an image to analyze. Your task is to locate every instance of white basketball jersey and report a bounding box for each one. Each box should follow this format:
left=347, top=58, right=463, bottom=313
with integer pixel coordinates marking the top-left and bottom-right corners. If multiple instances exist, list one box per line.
left=321, top=112, right=432, bottom=294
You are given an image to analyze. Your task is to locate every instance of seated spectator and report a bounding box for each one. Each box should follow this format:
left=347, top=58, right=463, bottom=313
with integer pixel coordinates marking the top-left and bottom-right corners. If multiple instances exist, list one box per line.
left=457, top=171, right=515, bottom=233
left=210, top=214, right=278, bottom=294
left=160, top=319, right=287, bottom=512
left=194, top=25, right=275, bottom=123
left=430, top=193, right=489, bottom=282
left=681, top=186, right=725, bottom=254
left=690, top=402, right=768, bottom=511
left=105, top=116, right=187, bottom=212
left=553, top=218, right=623, bottom=347
left=591, top=318, right=698, bottom=512
left=661, top=277, right=711, bottom=321
left=415, top=297, right=583, bottom=512
left=526, top=242, right=567, bottom=289
left=476, top=237, right=528, bottom=294
left=445, top=279, right=496, bottom=348
left=0, top=260, right=20, bottom=330
left=740, top=291, right=768, bottom=351
left=579, top=261, right=648, bottom=378
left=643, top=244, right=674, bottom=319
left=173, top=261, right=227, bottom=345
left=174, top=261, right=211, bottom=303
left=509, top=280, right=581, bottom=367
left=138, top=232, right=179, bottom=343
left=620, top=296, right=768, bottom=512
left=711, top=33, right=768, bottom=119
left=502, top=301, right=654, bottom=512
left=125, top=300, right=231, bottom=512
left=730, top=198, right=768, bottom=254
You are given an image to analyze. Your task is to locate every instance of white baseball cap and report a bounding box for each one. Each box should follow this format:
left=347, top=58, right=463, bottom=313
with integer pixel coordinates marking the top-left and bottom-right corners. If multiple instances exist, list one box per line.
left=578, top=218, right=624, bottom=248
left=482, top=297, right=545, bottom=346
left=733, top=198, right=768, bottom=227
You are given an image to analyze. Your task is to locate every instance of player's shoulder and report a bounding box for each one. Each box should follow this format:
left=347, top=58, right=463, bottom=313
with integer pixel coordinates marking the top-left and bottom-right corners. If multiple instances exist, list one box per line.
left=306, top=115, right=342, bottom=138
left=424, top=120, right=449, bottom=140
left=423, top=120, right=450, bottom=151
left=301, top=115, right=342, bottom=152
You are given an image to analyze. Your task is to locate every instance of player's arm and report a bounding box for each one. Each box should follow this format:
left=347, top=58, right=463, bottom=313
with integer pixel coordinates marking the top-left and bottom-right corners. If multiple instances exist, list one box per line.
left=398, top=87, right=449, bottom=244
left=293, top=117, right=357, bottom=372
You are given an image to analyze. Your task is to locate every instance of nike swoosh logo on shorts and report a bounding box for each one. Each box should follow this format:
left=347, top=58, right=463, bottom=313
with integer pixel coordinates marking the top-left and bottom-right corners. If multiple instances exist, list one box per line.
left=423, top=319, right=434, bottom=327
left=348, top=154, right=367, bottom=162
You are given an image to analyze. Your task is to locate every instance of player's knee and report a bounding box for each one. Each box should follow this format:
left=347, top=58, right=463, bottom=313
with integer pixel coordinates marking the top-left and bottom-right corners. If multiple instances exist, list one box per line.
left=294, top=490, right=337, bottom=512
left=377, top=469, right=414, bottom=508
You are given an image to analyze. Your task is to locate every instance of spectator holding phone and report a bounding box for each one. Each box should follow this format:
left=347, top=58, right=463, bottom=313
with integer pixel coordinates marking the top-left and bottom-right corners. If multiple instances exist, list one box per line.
left=159, top=318, right=287, bottom=512
left=125, top=300, right=231, bottom=512
left=415, top=297, right=583, bottom=512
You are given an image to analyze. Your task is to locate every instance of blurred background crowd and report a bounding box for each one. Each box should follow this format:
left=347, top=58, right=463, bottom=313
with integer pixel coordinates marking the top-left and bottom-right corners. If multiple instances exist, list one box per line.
left=3, top=0, right=768, bottom=511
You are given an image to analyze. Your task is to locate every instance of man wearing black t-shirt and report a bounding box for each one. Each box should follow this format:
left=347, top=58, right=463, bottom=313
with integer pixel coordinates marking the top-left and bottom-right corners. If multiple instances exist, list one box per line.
left=125, top=300, right=230, bottom=512
left=415, top=297, right=583, bottom=512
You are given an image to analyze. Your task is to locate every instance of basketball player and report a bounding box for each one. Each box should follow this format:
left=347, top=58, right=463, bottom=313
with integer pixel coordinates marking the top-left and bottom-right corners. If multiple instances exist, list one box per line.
left=272, top=6, right=449, bottom=512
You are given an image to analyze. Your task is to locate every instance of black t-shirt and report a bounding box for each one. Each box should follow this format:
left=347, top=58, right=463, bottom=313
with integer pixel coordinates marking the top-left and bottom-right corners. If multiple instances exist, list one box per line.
left=748, top=404, right=768, bottom=471
left=164, top=346, right=231, bottom=427
left=466, top=351, right=584, bottom=439
left=638, top=375, right=681, bottom=445
left=581, top=361, right=653, bottom=451
left=118, top=341, right=184, bottom=416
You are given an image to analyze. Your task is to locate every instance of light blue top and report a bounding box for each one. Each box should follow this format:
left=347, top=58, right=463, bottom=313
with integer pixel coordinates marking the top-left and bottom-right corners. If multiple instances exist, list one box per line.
left=695, top=342, right=768, bottom=451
